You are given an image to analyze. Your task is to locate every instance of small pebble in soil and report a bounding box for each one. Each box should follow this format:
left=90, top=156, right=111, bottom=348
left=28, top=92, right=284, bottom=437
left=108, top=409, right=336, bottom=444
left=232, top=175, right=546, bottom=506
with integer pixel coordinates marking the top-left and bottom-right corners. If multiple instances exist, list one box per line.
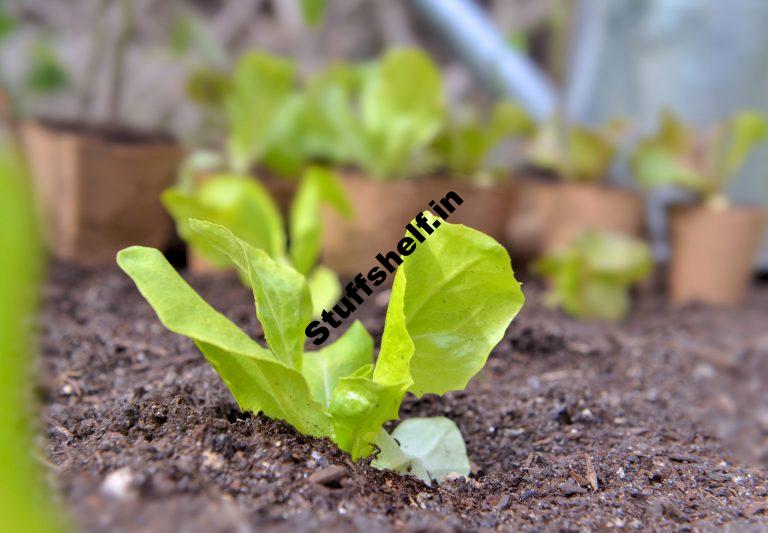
left=101, top=467, right=137, bottom=500
left=308, top=465, right=348, bottom=487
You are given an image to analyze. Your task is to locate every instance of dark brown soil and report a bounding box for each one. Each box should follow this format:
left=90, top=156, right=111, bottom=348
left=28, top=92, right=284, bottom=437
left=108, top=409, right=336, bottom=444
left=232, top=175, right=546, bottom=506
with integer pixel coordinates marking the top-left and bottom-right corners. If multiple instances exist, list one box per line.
left=40, top=262, right=768, bottom=532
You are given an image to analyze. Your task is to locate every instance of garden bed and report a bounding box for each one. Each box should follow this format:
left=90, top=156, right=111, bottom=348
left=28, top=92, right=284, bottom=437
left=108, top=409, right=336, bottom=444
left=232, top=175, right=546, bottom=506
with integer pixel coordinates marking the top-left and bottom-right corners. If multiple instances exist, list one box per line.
left=40, top=262, right=768, bottom=531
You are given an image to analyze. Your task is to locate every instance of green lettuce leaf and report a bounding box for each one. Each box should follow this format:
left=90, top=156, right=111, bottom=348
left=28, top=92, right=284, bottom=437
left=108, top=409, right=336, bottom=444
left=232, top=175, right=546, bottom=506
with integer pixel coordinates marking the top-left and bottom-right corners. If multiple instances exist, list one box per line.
left=631, top=109, right=768, bottom=200
left=376, top=212, right=525, bottom=397
left=188, top=220, right=311, bottom=369
left=301, top=321, right=373, bottom=408
left=116, top=246, right=332, bottom=437
left=306, top=265, right=341, bottom=317
left=721, top=111, right=767, bottom=180
left=225, top=52, right=298, bottom=173
left=328, top=374, right=406, bottom=459
left=358, top=48, right=445, bottom=179
left=163, top=175, right=285, bottom=266
left=289, top=167, right=353, bottom=275
left=371, top=417, right=471, bottom=486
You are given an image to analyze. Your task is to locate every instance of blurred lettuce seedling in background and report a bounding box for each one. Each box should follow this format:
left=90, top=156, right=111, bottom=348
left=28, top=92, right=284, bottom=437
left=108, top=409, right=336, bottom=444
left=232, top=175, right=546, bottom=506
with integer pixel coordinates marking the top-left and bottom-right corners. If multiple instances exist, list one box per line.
left=534, top=230, right=652, bottom=320
left=631, top=109, right=767, bottom=208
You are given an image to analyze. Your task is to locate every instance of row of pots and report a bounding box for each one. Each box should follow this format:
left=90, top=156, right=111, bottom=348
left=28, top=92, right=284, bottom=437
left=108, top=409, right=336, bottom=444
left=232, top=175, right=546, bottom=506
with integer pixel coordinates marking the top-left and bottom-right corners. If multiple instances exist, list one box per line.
left=320, top=175, right=765, bottom=307
left=19, top=120, right=765, bottom=308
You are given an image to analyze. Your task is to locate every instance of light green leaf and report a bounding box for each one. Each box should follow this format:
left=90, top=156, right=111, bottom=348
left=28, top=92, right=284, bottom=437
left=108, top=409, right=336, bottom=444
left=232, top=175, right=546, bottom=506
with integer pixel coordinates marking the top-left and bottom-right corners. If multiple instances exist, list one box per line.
left=163, top=175, right=285, bottom=265
left=188, top=220, right=310, bottom=369
left=299, top=63, right=365, bottom=164
left=359, top=48, right=445, bottom=179
left=306, top=265, right=341, bottom=317
left=300, top=0, right=326, bottom=26
left=567, top=126, right=616, bottom=183
left=328, top=375, right=406, bottom=459
left=301, top=321, right=373, bottom=408
left=631, top=141, right=706, bottom=192
left=289, top=166, right=352, bottom=275
left=225, top=52, right=297, bottom=173
left=721, top=111, right=767, bottom=179
left=376, top=212, right=525, bottom=397
left=373, top=271, right=415, bottom=387
left=371, top=417, right=471, bottom=486
left=488, top=101, right=535, bottom=143
left=116, top=246, right=333, bottom=437
left=25, top=40, right=69, bottom=95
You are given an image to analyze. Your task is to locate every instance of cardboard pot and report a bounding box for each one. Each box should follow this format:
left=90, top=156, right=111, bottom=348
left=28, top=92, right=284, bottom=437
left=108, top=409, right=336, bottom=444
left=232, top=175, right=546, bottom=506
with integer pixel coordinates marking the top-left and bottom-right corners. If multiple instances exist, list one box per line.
left=321, top=173, right=435, bottom=278
left=505, top=179, right=561, bottom=263
left=418, top=178, right=515, bottom=242
left=545, top=183, right=645, bottom=250
left=668, top=204, right=766, bottom=306
left=22, top=120, right=181, bottom=265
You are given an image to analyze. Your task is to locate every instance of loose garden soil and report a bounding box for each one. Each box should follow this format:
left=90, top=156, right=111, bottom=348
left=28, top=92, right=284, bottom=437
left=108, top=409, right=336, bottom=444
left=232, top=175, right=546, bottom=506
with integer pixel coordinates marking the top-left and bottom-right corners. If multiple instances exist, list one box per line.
left=40, top=262, right=768, bottom=531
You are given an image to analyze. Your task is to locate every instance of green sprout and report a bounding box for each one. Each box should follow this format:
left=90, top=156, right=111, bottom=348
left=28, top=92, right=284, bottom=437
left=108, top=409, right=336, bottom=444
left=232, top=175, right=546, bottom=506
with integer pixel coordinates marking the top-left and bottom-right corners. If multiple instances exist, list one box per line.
left=534, top=231, right=652, bottom=321
left=163, top=166, right=352, bottom=316
left=117, top=213, right=524, bottom=485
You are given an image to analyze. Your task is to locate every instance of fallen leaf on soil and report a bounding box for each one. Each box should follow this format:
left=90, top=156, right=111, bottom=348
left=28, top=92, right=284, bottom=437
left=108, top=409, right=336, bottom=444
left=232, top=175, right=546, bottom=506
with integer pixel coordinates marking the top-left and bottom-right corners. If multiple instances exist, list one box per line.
left=308, top=465, right=347, bottom=486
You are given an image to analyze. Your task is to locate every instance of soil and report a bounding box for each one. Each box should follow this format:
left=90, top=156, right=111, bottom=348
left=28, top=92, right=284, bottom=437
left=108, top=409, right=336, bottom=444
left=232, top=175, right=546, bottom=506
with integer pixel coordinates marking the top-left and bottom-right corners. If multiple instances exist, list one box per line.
left=39, top=262, right=768, bottom=532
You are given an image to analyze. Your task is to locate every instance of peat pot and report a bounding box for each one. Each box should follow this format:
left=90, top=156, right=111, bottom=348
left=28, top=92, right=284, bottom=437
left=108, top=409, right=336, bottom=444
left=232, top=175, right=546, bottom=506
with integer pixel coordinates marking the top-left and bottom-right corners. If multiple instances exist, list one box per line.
left=322, top=172, right=517, bottom=278
left=22, top=120, right=181, bottom=265
left=506, top=181, right=645, bottom=262
left=545, top=183, right=645, bottom=250
left=505, top=179, right=560, bottom=263
left=419, top=178, right=515, bottom=242
left=322, top=173, right=428, bottom=278
left=668, top=204, right=766, bottom=306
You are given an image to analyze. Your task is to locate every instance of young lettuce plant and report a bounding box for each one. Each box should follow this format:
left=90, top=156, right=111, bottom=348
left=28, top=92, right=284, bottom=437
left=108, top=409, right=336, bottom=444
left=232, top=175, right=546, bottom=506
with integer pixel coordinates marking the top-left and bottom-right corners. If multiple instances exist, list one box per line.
left=432, top=101, right=535, bottom=180
left=527, top=116, right=626, bottom=183
left=162, top=166, right=352, bottom=316
left=308, top=48, right=446, bottom=180
left=631, top=110, right=767, bottom=208
left=117, top=214, right=524, bottom=485
left=534, top=231, right=652, bottom=321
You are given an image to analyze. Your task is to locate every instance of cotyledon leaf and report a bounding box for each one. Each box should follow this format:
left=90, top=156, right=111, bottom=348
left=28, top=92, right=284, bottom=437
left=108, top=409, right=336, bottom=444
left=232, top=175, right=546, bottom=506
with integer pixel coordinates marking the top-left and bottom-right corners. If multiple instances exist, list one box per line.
left=188, top=219, right=311, bottom=370
left=371, top=417, right=471, bottom=486
left=116, top=246, right=332, bottom=438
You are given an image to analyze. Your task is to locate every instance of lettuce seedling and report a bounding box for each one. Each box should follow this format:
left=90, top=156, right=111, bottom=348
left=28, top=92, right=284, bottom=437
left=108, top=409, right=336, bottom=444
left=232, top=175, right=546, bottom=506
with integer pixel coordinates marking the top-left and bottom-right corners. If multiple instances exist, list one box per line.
left=432, top=101, right=535, bottom=180
left=631, top=110, right=767, bottom=208
left=534, top=231, right=652, bottom=321
left=117, top=214, right=524, bottom=485
left=305, top=48, right=446, bottom=181
left=162, top=166, right=352, bottom=316
left=224, top=52, right=304, bottom=176
left=526, top=116, right=626, bottom=184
